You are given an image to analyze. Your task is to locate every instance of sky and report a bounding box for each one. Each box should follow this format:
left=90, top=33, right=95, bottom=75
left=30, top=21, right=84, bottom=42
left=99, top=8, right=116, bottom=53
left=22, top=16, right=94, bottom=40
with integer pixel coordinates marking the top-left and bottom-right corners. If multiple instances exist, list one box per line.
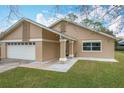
left=0, top=5, right=77, bottom=30
left=0, top=5, right=124, bottom=37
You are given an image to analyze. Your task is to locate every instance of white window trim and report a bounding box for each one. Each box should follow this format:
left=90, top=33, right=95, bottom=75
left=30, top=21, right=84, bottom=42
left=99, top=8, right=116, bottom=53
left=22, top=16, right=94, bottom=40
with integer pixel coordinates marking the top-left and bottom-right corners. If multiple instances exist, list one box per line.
left=82, top=40, right=102, bottom=52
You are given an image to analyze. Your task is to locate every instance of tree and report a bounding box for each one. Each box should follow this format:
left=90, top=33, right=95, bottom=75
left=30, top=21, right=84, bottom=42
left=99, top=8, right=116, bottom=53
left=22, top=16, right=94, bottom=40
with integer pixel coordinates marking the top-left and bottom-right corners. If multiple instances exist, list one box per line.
left=80, top=18, right=114, bottom=35
left=76, top=5, right=124, bottom=35
left=76, top=5, right=92, bottom=19
left=100, top=28, right=114, bottom=36
left=80, top=18, right=94, bottom=27
left=0, top=5, right=22, bottom=33
left=6, top=6, right=22, bottom=20
left=94, top=21, right=103, bottom=31
left=65, top=13, right=78, bottom=22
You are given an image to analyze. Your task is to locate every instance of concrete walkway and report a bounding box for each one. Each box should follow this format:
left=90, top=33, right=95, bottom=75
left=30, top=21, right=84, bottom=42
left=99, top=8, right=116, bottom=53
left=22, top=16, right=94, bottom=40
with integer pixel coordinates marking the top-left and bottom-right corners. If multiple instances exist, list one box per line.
left=20, top=57, right=118, bottom=72
left=0, top=57, right=118, bottom=73
left=20, top=58, right=78, bottom=72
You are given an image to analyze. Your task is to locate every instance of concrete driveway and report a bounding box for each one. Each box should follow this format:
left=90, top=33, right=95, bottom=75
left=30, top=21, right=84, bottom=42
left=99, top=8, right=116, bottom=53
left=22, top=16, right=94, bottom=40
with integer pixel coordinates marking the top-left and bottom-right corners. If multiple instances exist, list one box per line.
left=0, top=59, right=32, bottom=73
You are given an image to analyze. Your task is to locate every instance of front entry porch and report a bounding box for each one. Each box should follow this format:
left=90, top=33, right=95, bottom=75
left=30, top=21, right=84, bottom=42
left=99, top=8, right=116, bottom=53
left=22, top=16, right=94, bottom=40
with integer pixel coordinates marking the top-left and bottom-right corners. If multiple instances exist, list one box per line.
left=59, top=38, right=75, bottom=62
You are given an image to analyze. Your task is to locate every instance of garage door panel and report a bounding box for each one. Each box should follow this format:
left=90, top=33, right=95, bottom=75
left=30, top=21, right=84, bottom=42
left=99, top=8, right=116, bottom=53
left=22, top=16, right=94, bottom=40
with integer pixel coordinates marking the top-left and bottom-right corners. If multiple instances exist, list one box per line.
left=7, top=45, right=35, bottom=60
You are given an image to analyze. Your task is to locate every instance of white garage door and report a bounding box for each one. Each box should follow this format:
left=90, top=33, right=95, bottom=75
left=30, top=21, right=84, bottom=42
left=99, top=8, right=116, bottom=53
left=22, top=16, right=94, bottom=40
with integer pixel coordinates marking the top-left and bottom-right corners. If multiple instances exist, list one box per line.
left=7, top=42, right=35, bottom=60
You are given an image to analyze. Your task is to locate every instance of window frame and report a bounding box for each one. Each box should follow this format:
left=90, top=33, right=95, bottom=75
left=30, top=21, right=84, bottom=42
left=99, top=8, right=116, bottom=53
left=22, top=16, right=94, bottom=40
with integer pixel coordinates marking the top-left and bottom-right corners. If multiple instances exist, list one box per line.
left=82, top=40, right=102, bottom=52
left=6, top=42, right=36, bottom=46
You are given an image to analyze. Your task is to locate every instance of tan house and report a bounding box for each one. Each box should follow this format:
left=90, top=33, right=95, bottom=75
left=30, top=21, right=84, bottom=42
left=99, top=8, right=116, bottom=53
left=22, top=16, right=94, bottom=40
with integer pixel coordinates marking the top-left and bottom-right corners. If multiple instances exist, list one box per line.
left=0, top=18, right=116, bottom=62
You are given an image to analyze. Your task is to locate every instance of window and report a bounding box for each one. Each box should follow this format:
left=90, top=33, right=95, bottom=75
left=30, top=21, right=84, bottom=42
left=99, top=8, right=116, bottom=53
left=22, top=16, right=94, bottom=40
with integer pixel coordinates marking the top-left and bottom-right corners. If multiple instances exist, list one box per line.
left=7, top=42, right=35, bottom=46
left=18, top=43, right=21, bottom=45
left=33, top=42, right=35, bottom=45
left=25, top=42, right=28, bottom=45
left=82, top=41, right=101, bottom=51
left=14, top=42, right=17, bottom=45
left=29, top=42, right=32, bottom=45
left=21, top=42, right=24, bottom=45
left=11, top=42, right=14, bottom=45
left=7, top=43, right=10, bottom=45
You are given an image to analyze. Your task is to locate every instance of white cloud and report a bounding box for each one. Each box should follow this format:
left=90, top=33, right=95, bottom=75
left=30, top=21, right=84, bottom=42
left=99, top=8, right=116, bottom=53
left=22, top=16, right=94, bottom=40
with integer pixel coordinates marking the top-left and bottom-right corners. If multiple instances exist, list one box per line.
left=36, top=13, right=49, bottom=26
left=47, top=17, right=57, bottom=25
left=56, top=13, right=65, bottom=19
left=36, top=13, right=66, bottom=26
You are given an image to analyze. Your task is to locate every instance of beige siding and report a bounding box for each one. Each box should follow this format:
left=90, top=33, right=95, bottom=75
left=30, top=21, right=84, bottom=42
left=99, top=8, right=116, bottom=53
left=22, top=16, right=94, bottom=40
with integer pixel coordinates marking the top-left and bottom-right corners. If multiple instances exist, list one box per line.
left=41, top=29, right=60, bottom=61
left=52, top=21, right=115, bottom=58
left=42, top=29, right=59, bottom=41
left=30, top=23, right=42, bottom=39
left=22, top=21, right=30, bottom=41
left=35, top=41, right=43, bottom=61
left=52, top=23, right=61, bottom=32
left=1, top=20, right=61, bottom=61
left=35, top=27, right=60, bottom=61
left=42, top=42, right=60, bottom=61
left=3, top=24, right=23, bottom=40
left=2, top=22, right=43, bottom=40
left=1, top=43, right=7, bottom=59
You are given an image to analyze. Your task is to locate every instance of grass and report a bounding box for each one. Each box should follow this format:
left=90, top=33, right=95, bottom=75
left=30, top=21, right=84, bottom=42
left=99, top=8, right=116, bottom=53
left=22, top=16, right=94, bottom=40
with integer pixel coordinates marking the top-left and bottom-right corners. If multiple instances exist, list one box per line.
left=0, top=51, right=124, bottom=87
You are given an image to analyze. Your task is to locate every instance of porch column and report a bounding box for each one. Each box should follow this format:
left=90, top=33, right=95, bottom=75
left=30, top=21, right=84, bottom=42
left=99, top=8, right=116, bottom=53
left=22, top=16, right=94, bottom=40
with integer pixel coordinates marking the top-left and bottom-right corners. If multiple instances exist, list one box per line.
left=69, top=40, right=74, bottom=58
left=59, top=39, right=67, bottom=61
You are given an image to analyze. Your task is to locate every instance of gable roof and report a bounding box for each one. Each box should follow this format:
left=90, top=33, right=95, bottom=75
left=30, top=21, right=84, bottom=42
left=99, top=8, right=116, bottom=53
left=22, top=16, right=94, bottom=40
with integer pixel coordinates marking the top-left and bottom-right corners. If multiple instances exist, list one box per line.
left=0, top=18, right=77, bottom=41
left=49, top=18, right=116, bottom=40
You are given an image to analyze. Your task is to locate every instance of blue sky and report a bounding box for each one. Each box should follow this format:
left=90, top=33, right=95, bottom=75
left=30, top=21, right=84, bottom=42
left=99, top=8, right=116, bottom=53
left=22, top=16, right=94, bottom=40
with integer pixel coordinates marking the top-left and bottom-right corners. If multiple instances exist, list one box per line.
left=0, top=5, right=50, bottom=20
left=0, top=5, right=79, bottom=29
left=0, top=5, right=77, bottom=21
left=0, top=5, right=124, bottom=37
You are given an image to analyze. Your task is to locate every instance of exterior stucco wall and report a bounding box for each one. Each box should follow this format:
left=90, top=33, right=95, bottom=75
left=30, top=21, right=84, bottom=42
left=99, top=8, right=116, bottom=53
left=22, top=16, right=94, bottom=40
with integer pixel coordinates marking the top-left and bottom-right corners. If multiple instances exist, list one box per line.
left=42, top=42, right=60, bottom=61
left=52, top=23, right=61, bottom=32
left=42, top=29, right=59, bottom=41
left=35, top=28, right=60, bottom=62
left=41, top=28, right=60, bottom=61
left=51, top=21, right=115, bottom=58
left=35, top=41, right=43, bottom=61
left=30, top=23, right=42, bottom=39
left=2, top=22, right=43, bottom=41
left=1, top=21, right=61, bottom=61
left=1, top=43, right=7, bottom=59
left=3, top=24, right=23, bottom=40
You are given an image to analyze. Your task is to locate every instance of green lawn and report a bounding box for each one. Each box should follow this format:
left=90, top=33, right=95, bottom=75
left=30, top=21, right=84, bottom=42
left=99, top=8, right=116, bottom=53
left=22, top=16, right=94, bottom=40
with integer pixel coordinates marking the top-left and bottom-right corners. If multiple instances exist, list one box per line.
left=0, top=51, right=124, bottom=88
